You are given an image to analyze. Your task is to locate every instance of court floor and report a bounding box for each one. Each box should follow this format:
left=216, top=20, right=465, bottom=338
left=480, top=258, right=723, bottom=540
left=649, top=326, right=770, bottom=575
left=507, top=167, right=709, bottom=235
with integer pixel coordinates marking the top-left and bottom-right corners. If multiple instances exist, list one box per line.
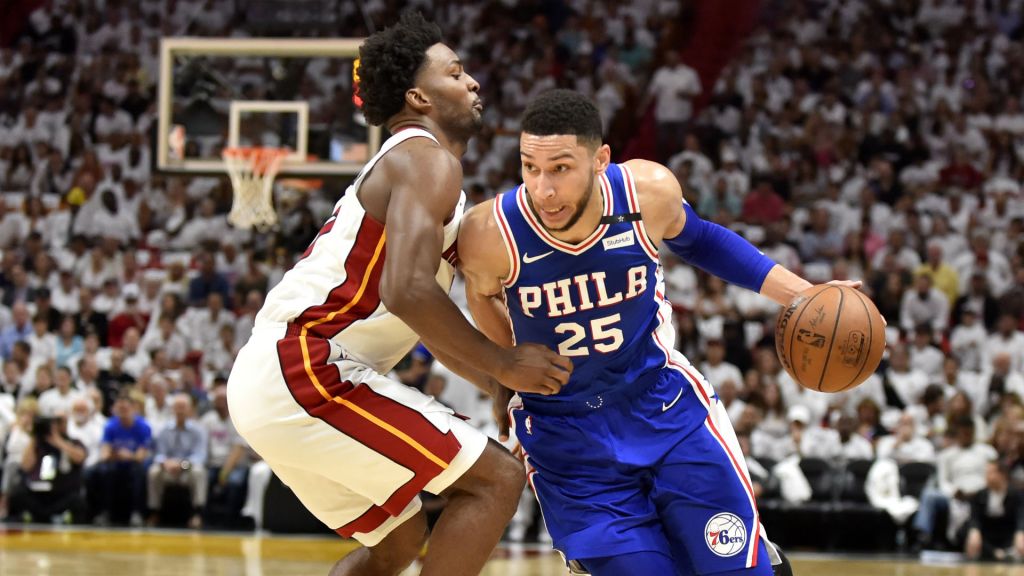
left=2, top=525, right=1024, bottom=575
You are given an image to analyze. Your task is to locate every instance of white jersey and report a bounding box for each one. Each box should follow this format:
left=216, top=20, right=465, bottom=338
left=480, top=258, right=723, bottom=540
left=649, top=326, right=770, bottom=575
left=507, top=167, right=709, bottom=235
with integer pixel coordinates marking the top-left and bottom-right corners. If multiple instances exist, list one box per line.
left=255, top=129, right=464, bottom=374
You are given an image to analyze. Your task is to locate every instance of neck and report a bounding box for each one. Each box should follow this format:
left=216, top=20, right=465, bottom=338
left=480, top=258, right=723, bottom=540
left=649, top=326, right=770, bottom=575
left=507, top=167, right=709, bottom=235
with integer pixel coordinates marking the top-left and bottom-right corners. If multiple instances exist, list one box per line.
left=386, top=116, right=468, bottom=158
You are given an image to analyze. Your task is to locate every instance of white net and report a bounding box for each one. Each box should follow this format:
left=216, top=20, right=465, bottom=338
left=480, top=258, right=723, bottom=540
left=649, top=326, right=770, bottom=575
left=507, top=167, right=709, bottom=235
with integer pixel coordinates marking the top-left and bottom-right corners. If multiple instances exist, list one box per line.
left=222, top=147, right=290, bottom=230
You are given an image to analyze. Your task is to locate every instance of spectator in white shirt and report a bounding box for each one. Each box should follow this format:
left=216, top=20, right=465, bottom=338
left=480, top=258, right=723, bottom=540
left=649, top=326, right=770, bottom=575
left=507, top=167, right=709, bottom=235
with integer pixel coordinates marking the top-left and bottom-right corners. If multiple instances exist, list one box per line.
left=908, top=325, right=947, bottom=385
left=914, top=417, right=998, bottom=548
left=26, top=315, right=56, bottom=368
left=900, top=274, right=950, bottom=338
left=67, top=395, right=105, bottom=468
left=37, top=366, right=79, bottom=418
left=984, top=315, right=1024, bottom=374
left=950, top=309, right=988, bottom=372
left=876, top=411, right=936, bottom=464
left=883, top=344, right=930, bottom=411
left=700, top=338, right=745, bottom=421
left=640, top=50, right=702, bottom=161
left=836, top=413, right=875, bottom=461
left=144, top=376, right=173, bottom=433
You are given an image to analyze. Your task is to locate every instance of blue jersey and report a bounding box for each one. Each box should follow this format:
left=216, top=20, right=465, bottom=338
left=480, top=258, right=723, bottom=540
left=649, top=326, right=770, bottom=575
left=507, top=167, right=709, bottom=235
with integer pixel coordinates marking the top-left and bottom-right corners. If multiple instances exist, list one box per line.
left=496, top=163, right=770, bottom=572
left=494, top=163, right=676, bottom=406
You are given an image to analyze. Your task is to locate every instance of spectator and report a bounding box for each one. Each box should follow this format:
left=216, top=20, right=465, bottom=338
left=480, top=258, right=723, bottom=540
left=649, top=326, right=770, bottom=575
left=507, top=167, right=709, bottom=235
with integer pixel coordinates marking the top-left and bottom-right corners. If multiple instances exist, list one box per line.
left=0, top=303, right=32, bottom=360
left=37, top=367, right=78, bottom=418
left=144, top=375, right=173, bottom=432
left=952, top=272, right=1001, bottom=330
left=908, top=325, right=946, bottom=385
left=187, top=251, right=231, bottom=308
left=985, top=314, right=1024, bottom=374
left=881, top=345, right=929, bottom=411
left=977, top=353, right=1024, bottom=421
left=876, top=411, right=936, bottom=464
left=200, top=383, right=248, bottom=520
left=964, top=461, right=1024, bottom=561
left=950, top=309, right=989, bottom=373
left=147, top=394, right=206, bottom=529
left=913, top=417, right=997, bottom=549
left=67, top=395, right=104, bottom=468
left=106, top=285, right=148, bottom=349
left=0, top=399, right=37, bottom=518
left=700, top=338, right=745, bottom=422
left=640, top=50, right=701, bottom=161
left=93, top=393, right=150, bottom=527
left=900, top=275, right=949, bottom=338
left=800, top=206, right=844, bottom=263
left=916, top=244, right=959, bottom=306
left=8, top=410, right=86, bottom=523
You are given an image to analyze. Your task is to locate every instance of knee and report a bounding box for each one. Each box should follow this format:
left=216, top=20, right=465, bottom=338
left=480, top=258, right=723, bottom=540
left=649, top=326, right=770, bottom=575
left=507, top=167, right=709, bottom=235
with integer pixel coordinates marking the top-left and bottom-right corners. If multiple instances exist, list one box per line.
left=488, top=449, right=527, bottom=515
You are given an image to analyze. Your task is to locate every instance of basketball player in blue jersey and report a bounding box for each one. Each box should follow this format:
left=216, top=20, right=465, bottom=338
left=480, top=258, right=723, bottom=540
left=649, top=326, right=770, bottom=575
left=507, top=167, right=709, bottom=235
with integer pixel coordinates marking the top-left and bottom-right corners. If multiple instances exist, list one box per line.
left=457, top=90, right=848, bottom=575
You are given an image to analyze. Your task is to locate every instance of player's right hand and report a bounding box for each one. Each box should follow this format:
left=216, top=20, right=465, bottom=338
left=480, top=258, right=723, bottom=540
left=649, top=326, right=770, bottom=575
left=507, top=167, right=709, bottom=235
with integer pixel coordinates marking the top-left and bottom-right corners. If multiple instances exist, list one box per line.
left=496, top=343, right=572, bottom=395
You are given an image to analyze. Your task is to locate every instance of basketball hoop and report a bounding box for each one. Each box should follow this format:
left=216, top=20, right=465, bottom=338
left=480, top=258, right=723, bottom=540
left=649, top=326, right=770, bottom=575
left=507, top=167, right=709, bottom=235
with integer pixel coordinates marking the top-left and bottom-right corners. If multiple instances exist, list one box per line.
left=222, top=147, right=290, bottom=230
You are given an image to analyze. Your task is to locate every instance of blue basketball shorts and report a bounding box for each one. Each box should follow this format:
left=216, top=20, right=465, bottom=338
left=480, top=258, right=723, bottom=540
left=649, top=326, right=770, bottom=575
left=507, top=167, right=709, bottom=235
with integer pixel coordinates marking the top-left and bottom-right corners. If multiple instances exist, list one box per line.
left=511, top=363, right=770, bottom=575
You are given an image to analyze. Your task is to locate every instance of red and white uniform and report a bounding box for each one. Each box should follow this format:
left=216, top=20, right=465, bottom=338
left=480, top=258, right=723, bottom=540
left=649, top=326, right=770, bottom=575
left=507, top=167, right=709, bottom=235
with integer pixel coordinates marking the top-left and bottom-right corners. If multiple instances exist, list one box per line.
left=227, top=128, right=486, bottom=546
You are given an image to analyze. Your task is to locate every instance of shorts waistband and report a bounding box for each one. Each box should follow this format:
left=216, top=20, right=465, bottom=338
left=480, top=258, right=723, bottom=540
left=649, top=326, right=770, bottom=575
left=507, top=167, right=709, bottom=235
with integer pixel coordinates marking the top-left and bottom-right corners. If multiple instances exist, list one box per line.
left=520, top=369, right=661, bottom=416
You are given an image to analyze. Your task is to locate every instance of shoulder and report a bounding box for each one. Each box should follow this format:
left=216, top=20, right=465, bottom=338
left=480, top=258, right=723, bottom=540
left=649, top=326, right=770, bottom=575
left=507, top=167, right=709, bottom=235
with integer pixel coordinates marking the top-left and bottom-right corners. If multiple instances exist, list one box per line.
left=621, top=159, right=684, bottom=241
left=458, top=198, right=509, bottom=276
left=380, top=137, right=462, bottom=184
left=622, top=159, right=682, bottom=201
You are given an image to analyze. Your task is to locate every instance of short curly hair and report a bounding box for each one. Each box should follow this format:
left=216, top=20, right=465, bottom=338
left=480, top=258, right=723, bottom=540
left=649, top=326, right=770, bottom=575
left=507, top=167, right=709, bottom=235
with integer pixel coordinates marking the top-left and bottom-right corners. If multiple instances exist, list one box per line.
left=357, top=12, right=442, bottom=126
left=521, top=89, right=603, bottom=148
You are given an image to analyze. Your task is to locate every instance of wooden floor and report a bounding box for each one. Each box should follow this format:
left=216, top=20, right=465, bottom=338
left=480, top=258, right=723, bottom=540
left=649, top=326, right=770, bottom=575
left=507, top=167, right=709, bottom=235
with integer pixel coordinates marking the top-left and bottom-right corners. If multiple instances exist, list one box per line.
left=2, top=525, right=1024, bottom=575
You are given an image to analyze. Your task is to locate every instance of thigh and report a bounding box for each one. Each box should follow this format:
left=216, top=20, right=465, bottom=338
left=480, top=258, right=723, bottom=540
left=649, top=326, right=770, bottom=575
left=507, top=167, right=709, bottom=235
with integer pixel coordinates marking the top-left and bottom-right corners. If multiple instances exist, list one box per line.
left=270, top=460, right=423, bottom=547
left=652, top=404, right=766, bottom=575
left=511, top=406, right=671, bottom=562
left=234, top=337, right=487, bottom=546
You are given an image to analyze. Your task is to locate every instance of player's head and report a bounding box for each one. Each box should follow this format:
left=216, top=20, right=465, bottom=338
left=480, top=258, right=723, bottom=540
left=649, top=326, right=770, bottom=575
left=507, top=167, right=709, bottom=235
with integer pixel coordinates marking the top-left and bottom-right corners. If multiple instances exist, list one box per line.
left=357, top=11, right=482, bottom=138
left=520, top=89, right=610, bottom=233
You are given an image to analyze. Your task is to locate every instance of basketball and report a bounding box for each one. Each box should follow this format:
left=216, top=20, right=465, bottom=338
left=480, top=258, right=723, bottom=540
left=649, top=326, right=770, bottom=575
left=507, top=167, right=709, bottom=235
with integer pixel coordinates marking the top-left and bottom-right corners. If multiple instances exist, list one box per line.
left=775, top=285, right=886, bottom=393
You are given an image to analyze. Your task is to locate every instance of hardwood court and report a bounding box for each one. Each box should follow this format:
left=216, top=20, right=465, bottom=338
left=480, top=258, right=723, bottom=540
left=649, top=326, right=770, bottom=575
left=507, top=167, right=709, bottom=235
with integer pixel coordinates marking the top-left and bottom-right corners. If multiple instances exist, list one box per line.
left=1, top=526, right=1023, bottom=576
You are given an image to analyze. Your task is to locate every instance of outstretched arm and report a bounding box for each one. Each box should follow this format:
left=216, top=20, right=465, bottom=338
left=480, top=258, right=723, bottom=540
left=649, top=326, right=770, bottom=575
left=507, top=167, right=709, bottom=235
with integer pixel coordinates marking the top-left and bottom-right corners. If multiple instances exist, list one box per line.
left=625, top=159, right=813, bottom=305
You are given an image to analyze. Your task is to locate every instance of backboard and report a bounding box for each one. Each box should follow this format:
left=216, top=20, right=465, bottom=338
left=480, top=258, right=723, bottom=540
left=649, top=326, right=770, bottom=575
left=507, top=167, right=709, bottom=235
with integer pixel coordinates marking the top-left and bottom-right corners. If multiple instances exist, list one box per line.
left=157, top=37, right=381, bottom=177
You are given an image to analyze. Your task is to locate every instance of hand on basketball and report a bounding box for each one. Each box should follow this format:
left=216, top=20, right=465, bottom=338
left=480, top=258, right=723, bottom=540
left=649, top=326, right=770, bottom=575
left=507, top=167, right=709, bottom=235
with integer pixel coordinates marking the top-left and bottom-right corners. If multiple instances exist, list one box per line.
left=497, top=343, right=572, bottom=395
left=824, top=279, right=862, bottom=289
left=824, top=279, right=886, bottom=326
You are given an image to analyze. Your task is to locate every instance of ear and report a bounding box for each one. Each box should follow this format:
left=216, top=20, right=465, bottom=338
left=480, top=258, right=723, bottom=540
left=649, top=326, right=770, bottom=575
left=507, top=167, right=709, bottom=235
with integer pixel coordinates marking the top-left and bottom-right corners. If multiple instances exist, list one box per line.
left=593, top=143, right=612, bottom=175
left=405, top=87, right=431, bottom=115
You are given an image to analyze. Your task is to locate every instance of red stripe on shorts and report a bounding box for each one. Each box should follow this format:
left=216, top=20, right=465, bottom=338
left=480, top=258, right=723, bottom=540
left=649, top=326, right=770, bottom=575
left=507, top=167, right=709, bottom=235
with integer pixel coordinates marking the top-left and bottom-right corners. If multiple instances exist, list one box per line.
left=277, top=337, right=463, bottom=518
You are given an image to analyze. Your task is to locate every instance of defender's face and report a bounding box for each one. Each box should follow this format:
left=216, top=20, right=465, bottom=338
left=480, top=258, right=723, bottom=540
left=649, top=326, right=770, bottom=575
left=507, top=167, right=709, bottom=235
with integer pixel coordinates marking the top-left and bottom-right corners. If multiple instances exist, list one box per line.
left=520, top=134, right=606, bottom=232
left=417, top=43, right=482, bottom=134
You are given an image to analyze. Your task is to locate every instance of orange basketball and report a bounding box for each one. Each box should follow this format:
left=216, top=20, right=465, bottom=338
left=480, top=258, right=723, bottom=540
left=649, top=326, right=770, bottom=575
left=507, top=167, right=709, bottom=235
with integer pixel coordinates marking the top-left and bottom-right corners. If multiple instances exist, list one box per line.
left=775, top=285, right=886, bottom=393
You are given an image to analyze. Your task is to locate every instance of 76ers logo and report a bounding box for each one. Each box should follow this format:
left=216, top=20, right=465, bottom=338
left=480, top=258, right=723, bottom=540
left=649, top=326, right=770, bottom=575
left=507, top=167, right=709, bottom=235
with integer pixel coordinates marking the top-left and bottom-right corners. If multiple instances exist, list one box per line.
left=705, top=513, right=746, bottom=557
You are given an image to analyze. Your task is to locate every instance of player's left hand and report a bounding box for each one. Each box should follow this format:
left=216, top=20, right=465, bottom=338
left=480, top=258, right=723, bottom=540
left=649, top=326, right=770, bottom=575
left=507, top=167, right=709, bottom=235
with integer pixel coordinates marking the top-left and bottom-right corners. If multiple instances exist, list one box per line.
left=491, top=385, right=516, bottom=442
left=824, top=279, right=886, bottom=326
left=824, top=279, right=863, bottom=290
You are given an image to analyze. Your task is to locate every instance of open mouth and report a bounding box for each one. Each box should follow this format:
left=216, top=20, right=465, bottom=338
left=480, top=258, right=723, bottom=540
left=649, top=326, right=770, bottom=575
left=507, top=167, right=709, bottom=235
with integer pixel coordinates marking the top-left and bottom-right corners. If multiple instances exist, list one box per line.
left=541, top=206, right=567, bottom=220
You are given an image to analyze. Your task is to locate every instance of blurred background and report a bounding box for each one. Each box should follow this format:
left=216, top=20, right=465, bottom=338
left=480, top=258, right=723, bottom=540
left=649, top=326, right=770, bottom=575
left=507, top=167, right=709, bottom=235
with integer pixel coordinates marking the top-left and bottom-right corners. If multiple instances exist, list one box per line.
left=0, top=0, right=1023, bottom=564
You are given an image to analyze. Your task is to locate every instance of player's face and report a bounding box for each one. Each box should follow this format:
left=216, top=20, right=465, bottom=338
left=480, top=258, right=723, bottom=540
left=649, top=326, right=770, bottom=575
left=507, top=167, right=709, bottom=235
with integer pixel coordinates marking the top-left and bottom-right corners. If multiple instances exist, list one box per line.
left=520, top=133, right=609, bottom=233
left=416, top=43, right=482, bottom=139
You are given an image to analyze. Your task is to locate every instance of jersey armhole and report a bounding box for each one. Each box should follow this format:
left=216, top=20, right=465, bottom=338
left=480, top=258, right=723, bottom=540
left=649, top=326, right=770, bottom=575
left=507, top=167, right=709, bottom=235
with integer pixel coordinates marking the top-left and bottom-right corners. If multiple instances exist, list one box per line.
left=619, top=164, right=660, bottom=262
left=492, top=194, right=521, bottom=287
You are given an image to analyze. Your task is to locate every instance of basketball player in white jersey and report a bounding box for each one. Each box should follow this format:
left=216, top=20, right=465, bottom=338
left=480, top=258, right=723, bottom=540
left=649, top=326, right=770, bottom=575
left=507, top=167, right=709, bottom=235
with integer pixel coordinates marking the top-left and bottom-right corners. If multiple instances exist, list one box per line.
left=226, top=13, right=571, bottom=576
